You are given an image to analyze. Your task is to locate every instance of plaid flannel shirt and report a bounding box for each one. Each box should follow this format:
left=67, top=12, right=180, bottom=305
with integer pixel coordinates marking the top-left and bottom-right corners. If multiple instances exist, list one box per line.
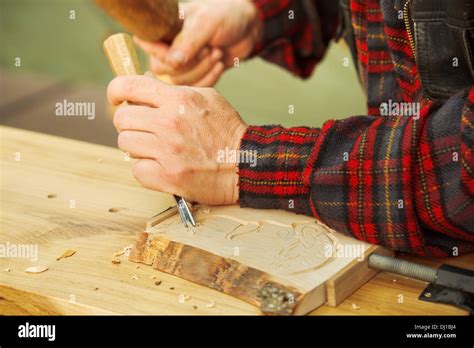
left=239, top=0, right=474, bottom=256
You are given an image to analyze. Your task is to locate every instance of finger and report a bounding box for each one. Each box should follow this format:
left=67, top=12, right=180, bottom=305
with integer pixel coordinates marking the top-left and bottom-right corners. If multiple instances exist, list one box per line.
left=113, top=105, right=162, bottom=133
left=194, top=61, right=226, bottom=87
left=117, top=130, right=161, bottom=159
left=166, top=12, right=216, bottom=68
left=132, top=159, right=177, bottom=193
left=149, top=47, right=211, bottom=76
left=133, top=36, right=170, bottom=60
left=170, top=49, right=223, bottom=85
left=108, top=75, right=170, bottom=107
left=223, top=38, right=255, bottom=68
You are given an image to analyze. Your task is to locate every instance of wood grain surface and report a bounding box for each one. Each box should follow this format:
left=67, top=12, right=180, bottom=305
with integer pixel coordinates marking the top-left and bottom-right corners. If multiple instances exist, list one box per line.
left=131, top=206, right=391, bottom=314
left=0, top=126, right=471, bottom=315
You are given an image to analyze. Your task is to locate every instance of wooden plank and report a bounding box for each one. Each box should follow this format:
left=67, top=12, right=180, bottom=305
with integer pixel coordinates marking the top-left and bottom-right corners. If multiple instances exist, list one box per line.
left=130, top=205, right=389, bottom=315
left=0, top=285, right=115, bottom=315
left=0, top=126, right=471, bottom=315
left=326, top=245, right=393, bottom=306
left=0, top=126, right=259, bottom=315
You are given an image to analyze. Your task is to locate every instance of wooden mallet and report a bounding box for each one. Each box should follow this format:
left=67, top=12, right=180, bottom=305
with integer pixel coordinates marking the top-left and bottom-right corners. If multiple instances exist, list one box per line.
left=95, top=0, right=181, bottom=43
left=96, top=0, right=182, bottom=80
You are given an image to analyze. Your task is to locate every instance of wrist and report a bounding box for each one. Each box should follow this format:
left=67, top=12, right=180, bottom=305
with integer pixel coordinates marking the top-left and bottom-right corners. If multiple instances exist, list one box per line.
left=231, top=121, right=248, bottom=204
left=237, top=125, right=319, bottom=213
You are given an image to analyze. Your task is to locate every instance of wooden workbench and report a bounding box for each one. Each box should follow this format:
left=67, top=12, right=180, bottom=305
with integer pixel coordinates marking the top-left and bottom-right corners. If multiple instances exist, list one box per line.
left=0, top=126, right=471, bottom=315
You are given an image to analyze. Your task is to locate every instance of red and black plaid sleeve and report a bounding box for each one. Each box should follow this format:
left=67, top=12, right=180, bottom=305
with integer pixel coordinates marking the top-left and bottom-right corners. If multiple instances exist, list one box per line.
left=251, top=0, right=339, bottom=78
left=239, top=89, right=474, bottom=257
left=239, top=0, right=474, bottom=256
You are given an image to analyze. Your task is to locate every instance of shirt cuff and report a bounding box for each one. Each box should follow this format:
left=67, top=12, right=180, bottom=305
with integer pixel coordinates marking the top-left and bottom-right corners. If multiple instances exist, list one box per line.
left=238, top=125, right=320, bottom=215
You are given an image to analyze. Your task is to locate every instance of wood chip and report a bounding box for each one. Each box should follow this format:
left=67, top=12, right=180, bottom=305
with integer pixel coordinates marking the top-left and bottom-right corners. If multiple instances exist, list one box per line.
left=131, top=274, right=139, bottom=280
left=205, top=300, right=215, bottom=308
left=154, top=281, right=162, bottom=286
left=4, top=268, right=11, bottom=272
left=193, top=305, right=198, bottom=310
left=200, top=208, right=211, bottom=214
left=114, top=245, right=132, bottom=257
left=113, top=250, right=125, bottom=257
left=123, top=245, right=133, bottom=257
left=351, top=303, right=361, bottom=310
left=24, top=266, right=49, bottom=274
left=111, top=259, right=121, bottom=265
left=150, top=275, right=156, bottom=279
left=56, top=249, right=76, bottom=261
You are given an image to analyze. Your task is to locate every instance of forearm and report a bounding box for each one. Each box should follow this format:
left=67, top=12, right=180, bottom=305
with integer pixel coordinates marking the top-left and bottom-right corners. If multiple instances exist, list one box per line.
left=239, top=88, right=474, bottom=256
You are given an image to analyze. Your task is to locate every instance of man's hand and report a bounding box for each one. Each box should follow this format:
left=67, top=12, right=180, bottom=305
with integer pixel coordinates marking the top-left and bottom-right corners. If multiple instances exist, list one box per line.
left=108, top=75, right=248, bottom=205
left=134, top=0, right=261, bottom=87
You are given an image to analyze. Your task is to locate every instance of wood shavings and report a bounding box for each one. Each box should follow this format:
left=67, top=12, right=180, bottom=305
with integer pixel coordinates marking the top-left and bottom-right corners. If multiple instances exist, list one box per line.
left=56, top=249, right=76, bottom=261
left=169, top=287, right=175, bottom=290
left=193, top=305, right=198, bottom=310
left=4, top=268, right=11, bottom=272
left=205, top=300, right=215, bottom=308
left=123, top=245, right=133, bottom=257
left=178, top=294, right=190, bottom=303
left=351, top=303, right=361, bottom=310
left=200, top=208, right=211, bottom=214
left=111, top=259, right=121, bottom=265
left=135, top=265, right=140, bottom=269
left=24, top=266, right=48, bottom=274
left=113, top=250, right=125, bottom=257
left=154, top=280, right=162, bottom=286
left=150, top=275, right=156, bottom=279
left=47, top=193, right=57, bottom=199
left=114, top=245, right=132, bottom=257
left=131, top=274, right=139, bottom=280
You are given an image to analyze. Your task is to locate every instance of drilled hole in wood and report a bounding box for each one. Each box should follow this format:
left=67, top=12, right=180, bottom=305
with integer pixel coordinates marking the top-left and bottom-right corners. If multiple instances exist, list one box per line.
left=47, top=193, right=57, bottom=199
left=108, top=207, right=121, bottom=213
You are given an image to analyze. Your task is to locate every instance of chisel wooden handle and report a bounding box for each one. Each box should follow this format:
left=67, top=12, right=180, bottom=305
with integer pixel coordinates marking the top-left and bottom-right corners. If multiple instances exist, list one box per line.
left=103, top=33, right=172, bottom=84
left=95, top=0, right=181, bottom=42
left=103, top=33, right=142, bottom=77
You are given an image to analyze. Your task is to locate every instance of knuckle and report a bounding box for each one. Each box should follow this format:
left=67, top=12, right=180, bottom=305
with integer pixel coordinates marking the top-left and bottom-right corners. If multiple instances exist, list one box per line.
left=125, top=75, right=142, bottom=94
left=162, top=115, right=184, bottom=132
left=113, top=107, right=128, bottom=130
left=168, top=141, right=185, bottom=155
left=132, top=160, right=150, bottom=180
left=117, top=130, right=132, bottom=150
left=174, top=89, right=189, bottom=104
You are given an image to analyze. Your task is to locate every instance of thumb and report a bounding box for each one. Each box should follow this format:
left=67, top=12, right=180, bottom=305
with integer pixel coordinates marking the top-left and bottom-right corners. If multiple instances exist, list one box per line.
left=166, top=6, right=215, bottom=68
